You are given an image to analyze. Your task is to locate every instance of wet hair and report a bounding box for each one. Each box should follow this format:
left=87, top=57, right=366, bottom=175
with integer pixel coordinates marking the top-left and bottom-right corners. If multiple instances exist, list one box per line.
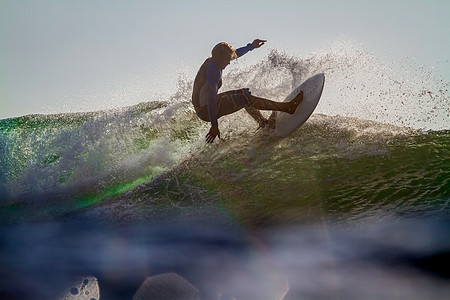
left=211, top=42, right=237, bottom=60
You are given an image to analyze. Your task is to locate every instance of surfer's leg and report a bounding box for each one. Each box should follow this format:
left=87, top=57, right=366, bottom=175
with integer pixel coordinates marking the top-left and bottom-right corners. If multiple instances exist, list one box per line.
left=244, top=105, right=268, bottom=127
left=266, top=111, right=277, bottom=129
left=214, top=89, right=303, bottom=128
left=215, top=89, right=269, bottom=127
left=215, top=89, right=252, bottom=118
left=250, top=91, right=303, bottom=114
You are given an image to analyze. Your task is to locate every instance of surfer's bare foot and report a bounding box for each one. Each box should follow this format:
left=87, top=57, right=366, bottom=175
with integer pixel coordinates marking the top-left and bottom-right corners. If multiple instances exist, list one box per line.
left=256, top=112, right=276, bottom=131
left=267, top=112, right=276, bottom=129
left=287, top=91, right=303, bottom=114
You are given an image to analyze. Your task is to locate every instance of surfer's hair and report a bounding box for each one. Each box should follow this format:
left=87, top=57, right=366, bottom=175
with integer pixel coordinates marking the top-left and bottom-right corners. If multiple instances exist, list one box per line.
left=211, top=42, right=237, bottom=60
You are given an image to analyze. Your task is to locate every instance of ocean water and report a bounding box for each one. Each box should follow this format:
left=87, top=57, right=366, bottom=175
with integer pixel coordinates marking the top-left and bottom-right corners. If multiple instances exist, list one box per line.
left=0, top=45, right=449, bottom=299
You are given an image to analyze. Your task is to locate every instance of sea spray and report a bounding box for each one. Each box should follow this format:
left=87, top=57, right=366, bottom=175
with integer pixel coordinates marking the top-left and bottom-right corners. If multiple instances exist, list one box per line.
left=222, top=42, right=448, bottom=130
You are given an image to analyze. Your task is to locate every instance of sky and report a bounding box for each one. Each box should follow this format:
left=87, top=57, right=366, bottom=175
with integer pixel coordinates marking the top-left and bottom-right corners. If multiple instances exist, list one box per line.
left=1, top=0, right=449, bottom=119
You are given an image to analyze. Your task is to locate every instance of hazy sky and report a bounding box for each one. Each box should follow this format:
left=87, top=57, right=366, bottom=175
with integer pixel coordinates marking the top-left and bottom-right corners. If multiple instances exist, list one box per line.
left=1, top=0, right=449, bottom=119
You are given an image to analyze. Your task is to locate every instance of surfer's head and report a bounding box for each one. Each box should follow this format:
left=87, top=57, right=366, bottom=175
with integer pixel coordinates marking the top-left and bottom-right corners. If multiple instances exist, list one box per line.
left=211, top=42, right=236, bottom=69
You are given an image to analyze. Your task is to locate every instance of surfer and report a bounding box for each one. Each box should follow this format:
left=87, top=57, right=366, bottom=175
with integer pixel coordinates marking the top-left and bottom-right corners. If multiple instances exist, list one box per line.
left=192, top=39, right=303, bottom=143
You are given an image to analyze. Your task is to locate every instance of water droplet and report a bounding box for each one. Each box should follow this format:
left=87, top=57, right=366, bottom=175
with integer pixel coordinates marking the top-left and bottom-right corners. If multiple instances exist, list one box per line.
left=70, top=287, right=79, bottom=295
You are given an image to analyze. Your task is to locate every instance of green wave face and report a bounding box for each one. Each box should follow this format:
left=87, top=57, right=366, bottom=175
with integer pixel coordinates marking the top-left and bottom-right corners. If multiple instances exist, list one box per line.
left=178, top=117, right=449, bottom=225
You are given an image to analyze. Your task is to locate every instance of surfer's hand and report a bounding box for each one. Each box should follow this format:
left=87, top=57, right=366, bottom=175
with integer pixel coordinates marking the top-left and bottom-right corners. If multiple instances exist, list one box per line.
left=252, top=39, right=267, bottom=49
left=206, top=126, right=220, bottom=143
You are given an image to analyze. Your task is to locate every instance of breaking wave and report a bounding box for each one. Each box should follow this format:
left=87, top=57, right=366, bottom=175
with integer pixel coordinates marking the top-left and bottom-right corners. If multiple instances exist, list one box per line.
left=0, top=43, right=448, bottom=223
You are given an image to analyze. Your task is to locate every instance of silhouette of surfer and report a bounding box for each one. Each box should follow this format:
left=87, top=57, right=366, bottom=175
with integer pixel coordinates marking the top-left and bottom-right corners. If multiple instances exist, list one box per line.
left=192, top=39, right=303, bottom=143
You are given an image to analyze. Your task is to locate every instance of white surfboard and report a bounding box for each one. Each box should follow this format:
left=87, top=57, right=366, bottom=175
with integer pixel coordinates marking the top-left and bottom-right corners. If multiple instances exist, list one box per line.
left=273, top=73, right=325, bottom=137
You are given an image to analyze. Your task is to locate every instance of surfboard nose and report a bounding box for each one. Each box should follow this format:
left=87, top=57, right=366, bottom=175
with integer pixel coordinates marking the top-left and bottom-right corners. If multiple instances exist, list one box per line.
left=274, top=73, right=325, bottom=137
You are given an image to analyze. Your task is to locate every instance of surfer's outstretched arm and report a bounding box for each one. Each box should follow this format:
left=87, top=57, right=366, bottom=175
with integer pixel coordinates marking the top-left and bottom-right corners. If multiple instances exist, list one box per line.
left=233, top=39, right=267, bottom=59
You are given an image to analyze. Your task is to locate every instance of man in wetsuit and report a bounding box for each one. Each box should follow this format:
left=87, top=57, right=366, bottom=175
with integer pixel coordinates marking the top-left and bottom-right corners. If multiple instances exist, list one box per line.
left=192, top=39, right=303, bottom=143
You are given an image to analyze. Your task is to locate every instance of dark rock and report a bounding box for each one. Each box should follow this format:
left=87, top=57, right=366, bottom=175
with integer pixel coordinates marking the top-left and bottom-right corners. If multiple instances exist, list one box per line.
left=133, top=273, right=200, bottom=300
